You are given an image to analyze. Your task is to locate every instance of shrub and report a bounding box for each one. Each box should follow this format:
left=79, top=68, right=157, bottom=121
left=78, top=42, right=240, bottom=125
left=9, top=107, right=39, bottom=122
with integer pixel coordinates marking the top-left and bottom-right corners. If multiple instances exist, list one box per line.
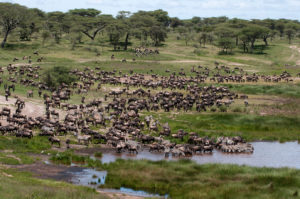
left=219, top=106, right=227, bottom=112
left=43, top=66, right=77, bottom=89
left=94, top=152, right=103, bottom=158
left=232, top=107, right=242, bottom=113
left=210, top=107, right=217, bottom=112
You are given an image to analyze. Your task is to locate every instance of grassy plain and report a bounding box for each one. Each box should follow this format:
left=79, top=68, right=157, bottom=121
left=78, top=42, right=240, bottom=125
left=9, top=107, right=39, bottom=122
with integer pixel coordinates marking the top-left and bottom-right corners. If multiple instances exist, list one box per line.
left=0, top=33, right=299, bottom=198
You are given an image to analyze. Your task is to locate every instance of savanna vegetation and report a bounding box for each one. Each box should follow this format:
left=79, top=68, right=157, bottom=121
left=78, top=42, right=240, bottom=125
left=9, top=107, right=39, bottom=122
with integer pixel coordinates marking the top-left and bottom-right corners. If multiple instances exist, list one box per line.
left=0, top=2, right=300, bottom=199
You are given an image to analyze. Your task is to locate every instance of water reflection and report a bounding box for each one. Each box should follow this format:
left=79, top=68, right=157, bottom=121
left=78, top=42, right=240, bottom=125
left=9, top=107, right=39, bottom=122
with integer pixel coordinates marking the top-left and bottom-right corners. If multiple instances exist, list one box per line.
left=101, top=142, right=300, bottom=169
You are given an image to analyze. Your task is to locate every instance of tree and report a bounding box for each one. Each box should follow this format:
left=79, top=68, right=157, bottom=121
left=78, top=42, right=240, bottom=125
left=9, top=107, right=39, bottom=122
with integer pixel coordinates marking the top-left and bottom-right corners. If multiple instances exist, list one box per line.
left=260, top=27, right=271, bottom=46
left=217, top=37, right=235, bottom=54
left=177, top=26, right=194, bottom=46
left=19, top=8, right=45, bottom=41
left=275, top=23, right=285, bottom=37
left=240, top=25, right=267, bottom=52
left=284, top=22, right=300, bottom=44
left=149, top=26, right=167, bottom=46
left=285, top=29, right=295, bottom=44
left=68, top=9, right=111, bottom=41
left=149, top=9, right=170, bottom=27
left=0, top=3, right=28, bottom=48
left=239, top=34, right=250, bottom=53
left=117, top=11, right=131, bottom=50
left=130, top=11, right=161, bottom=46
left=44, top=11, right=66, bottom=44
left=191, top=17, right=202, bottom=24
left=41, top=31, right=50, bottom=46
left=198, top=32, right=208, bottom=47
left=107, top=20, right=126, bottom=50
left=170, top=17, right=183, bottom=29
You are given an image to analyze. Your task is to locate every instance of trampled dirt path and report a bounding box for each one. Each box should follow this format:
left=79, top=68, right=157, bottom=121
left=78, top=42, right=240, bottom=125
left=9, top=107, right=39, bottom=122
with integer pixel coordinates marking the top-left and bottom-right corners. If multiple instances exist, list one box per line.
left=0, top=95, right=45, bottom=118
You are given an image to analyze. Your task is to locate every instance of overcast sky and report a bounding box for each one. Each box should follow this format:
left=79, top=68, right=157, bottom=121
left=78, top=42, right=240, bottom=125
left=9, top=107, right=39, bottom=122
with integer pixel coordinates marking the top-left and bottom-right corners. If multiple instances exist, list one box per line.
left=1, top=0, right=300, bottom=19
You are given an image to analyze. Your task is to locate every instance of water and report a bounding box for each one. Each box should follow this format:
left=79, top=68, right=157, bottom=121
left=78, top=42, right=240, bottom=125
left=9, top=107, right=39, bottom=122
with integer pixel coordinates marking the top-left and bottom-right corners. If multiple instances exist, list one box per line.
left=101, top=187, right=168, bottom=198
left=69, top=167, right=167, bottom=198
left=70, top=168, right=107, bottom=187
left=100, top=142, right=300, bottom=169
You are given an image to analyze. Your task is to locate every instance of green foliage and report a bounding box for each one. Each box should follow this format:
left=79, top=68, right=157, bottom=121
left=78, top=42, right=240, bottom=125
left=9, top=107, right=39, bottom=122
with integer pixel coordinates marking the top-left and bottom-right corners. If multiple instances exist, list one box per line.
left=43, top=66, right=77, bottom=89
left=232, top=107, right=243, bottom=113
left=0, top=3, right=29, bottom=48
left=41, top=31, right=50, bottom=45
left=94, top=152, right=103, bottom=158
left=154, top=112, right=300, bottom=141
left=239, top=24, right=270, bottom=52
left=50, top=151, right=102, bottom=168
left=1, top=2, right=300, bottom=50
left=149, top=25, right=167, bottom=46
left=104, top=159, right=300, bottom=199
left=219, top=105, right=228, bottom=112
left=217, top=37, right=235, bottom=54
left=225, top=83, right=300, bottom=98
left=0, top=137, right=51, bottom=153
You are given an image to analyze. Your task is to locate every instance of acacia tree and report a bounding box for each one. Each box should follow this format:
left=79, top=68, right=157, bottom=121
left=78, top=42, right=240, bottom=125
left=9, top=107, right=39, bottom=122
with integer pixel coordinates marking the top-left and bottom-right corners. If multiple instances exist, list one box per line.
left=276, top=22, right=285, bottom=38
left=285, top=29, right=295, bottom=44
left=239, top=33, right=250, bottom=53
left=149, top=25, right=167, bottom=46
left=240, top=25, right=268, bottom=52
left=18, top=8, right=45, bottom=41
left=0, top=3, right=28, bottom=48
left=107, top=20, right=126, bottom=50
left=214, top=26, right=235, bottom=53
left=68, top=9, right=111, bottom=41
left=44, top=12, right=66, bottom=44
left=198, top=32, right=208, bottom=47
left=177, top=26, right=194, bottom=46
left=117, top=11, right=131, bottom=50
left=217, top=37, right=235, bottom=54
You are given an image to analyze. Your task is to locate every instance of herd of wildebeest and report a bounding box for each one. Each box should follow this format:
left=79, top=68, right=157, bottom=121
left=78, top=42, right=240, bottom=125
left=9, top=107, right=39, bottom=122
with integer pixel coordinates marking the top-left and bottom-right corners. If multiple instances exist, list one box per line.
left=0, top=52, right=299, bottom=157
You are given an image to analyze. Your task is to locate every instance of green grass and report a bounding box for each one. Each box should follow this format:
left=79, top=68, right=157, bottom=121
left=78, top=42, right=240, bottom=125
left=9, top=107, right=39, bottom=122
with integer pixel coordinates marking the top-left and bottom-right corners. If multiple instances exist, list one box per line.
left=0, top=137, right=51, bottom=153
left=103, top=159, right=300, bottom=199
left=0, top=168, right=107, bottom=199
left=224, top=83, right=300, bottom=98
left=149, top=112, right=300, bottom=142
left=0, top=152, right=36, bottom=165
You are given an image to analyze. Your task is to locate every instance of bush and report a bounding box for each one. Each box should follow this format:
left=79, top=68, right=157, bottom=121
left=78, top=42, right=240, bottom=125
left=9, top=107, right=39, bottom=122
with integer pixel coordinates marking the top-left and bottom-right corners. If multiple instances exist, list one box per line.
left=94, top=152, right=103, bottom=158
left=43, top=66, right=77, bottom=89
left=219, top=106, right=227, bottom=112
left=218, top=50, right=234, bottom=55
left=192, top=44, right=199, bottom=48
left=193, top=48, right=206, bottom=56
left=210, top=107, right=217, bottom=112
left=232, top=107, right=242, bottom=112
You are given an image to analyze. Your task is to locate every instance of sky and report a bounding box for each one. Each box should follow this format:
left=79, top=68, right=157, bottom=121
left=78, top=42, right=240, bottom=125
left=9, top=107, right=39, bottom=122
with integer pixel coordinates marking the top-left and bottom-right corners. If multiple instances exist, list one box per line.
left=1, top=0, right=300, bottom=20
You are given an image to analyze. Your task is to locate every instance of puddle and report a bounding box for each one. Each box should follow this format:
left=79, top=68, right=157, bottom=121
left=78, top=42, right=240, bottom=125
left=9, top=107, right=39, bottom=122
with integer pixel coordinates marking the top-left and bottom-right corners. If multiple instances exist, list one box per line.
left=68, top=166, right=167, bottom=198
left=70, top=168, right=107, bottom=187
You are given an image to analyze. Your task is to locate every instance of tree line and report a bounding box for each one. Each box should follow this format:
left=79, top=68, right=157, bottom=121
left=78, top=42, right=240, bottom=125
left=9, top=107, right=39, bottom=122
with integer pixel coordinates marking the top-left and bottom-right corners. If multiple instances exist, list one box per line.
left=0, top=2, right=299, bottom=54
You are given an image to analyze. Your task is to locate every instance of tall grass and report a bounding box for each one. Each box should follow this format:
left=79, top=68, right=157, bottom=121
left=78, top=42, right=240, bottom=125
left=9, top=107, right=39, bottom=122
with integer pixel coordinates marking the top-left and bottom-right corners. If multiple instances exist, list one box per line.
left=104, top=159, right=300, bottom=199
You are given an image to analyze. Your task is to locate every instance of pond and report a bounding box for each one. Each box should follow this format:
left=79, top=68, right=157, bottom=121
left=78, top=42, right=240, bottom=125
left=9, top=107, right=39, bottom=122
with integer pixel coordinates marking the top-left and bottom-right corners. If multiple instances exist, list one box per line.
left=100, top=142, right=300, bottom=169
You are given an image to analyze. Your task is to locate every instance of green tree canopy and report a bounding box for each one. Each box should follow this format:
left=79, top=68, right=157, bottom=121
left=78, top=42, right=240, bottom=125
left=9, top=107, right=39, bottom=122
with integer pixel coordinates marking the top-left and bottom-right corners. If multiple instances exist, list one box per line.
left=0, top=3, right=28, bottom=48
